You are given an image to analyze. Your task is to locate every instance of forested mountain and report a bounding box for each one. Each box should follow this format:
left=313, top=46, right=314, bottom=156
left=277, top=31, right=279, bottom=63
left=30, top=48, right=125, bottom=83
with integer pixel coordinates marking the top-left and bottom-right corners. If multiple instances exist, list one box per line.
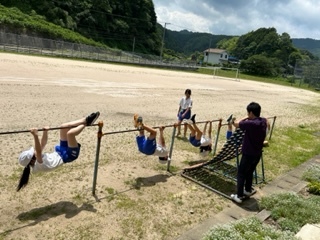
left=292, top=38, right=320, bottom=58
left=0, top=0, right=161, bottom=53
left=0, top=1, right=319, bottom=65
left=164, top=29, right=234, bottom=55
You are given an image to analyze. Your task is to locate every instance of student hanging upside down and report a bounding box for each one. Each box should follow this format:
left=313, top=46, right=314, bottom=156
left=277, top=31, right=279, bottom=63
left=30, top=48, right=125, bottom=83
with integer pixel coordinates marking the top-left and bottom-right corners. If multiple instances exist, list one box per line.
left=133, top=114, right=169, bottom=164
left=17, top=112, right=100, bottom=191
left=184, top=114, right=212, bottom=156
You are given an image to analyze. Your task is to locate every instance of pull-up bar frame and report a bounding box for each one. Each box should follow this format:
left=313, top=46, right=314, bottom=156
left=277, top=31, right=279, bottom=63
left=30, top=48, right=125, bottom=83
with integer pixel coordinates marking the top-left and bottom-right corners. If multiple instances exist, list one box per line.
left=0, top=123, right=99, bottom=135
left=92, top=119, right=222, bottom=195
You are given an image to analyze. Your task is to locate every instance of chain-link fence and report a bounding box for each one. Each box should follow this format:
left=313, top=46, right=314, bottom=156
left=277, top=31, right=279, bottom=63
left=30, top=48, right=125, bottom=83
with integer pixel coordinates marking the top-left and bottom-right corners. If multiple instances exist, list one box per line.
left=0, top=31, right=198, bottom=69
left=294, top=59, right=320, bottom=89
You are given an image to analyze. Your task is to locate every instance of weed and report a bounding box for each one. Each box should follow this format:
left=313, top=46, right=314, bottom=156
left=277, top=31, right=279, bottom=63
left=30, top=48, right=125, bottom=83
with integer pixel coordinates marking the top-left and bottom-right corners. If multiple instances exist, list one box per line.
left=259, top=192, right=320, bottom=233
left=202, top=217, right=296, bottom=240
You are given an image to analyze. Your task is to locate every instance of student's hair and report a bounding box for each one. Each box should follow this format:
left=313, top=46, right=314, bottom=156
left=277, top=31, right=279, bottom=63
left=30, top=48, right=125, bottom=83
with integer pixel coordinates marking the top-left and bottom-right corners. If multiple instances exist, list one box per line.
left=246, top=102, right=261, bottom=117
left=159, top=156, right=168, bottom=161
left=17, top=164, right=31, bottom=191
left=199, top=145, right=212, bottom=153
left=185, top=89, right=191, bottom=95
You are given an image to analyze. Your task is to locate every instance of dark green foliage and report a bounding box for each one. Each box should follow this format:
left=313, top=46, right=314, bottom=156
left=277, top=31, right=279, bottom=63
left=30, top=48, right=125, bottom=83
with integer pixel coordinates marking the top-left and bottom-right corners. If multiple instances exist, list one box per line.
left=307, top=181, right=320, bottom=195
left=0, top=0, right=161, bottom=54
left=292, top=38, right=320, bottom=58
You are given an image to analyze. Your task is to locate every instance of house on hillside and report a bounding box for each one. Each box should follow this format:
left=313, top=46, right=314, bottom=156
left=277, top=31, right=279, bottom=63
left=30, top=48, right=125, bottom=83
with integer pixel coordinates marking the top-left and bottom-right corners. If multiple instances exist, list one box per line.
left=203, top=48, right=228, bottom=65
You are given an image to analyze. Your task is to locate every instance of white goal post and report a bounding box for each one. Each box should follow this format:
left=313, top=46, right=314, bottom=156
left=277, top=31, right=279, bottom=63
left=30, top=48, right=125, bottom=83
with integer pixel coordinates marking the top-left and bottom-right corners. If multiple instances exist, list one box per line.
left=199, top=66, right=240, bottom=82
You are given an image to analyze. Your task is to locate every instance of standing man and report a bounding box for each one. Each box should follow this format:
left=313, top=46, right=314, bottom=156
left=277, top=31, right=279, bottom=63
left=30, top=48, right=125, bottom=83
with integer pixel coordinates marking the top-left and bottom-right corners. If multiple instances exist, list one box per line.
left=230, top=102, right=267, bottom=203
left=176, top=89, right=193, bottom=138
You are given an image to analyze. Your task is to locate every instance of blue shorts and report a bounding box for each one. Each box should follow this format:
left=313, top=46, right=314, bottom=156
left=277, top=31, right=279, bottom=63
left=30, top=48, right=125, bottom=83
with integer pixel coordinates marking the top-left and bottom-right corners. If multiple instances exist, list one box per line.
left=136, top=136, right=156, bottom=155
left=226, top=131, right=233, bottom=140
left=178, top=109, right=191, bottom=121
left=189, top=135, right=201, bottom=147
left=55, top=140, right=81, bottom=163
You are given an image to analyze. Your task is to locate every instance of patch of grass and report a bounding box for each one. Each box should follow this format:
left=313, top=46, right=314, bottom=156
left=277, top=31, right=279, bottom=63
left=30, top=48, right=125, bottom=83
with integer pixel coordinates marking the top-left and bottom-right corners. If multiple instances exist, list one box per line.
left=259, top=192, right=320, bottom=233
left=202, top=217, right=296, bottom=240
left=155, top=163, right=179, bottom=172
left=116, top=195, right=138, bottom=209
left=54, top=223, right=101, bottom=240
left=263, top=124, right=320, bottom=180
left=302, top=164, right=320, bottom=182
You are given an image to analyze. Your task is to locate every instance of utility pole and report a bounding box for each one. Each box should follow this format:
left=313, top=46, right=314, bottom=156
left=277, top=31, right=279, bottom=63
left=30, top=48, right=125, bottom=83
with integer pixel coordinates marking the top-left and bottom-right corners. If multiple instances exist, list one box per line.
left=132, top=36, right=136, bottom=54
left=160, top=22, right=170, bottom=61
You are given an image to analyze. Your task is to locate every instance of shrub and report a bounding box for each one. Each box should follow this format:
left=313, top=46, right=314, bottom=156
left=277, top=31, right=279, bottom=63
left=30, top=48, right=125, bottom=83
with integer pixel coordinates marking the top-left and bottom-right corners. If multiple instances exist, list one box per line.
left=302, top=164, right=320, bottom=182
left=202, top=217, right=296, bottom=240
left=307, top=181, right=320, bottom=195
left=259, top=192, right=320, bottom=233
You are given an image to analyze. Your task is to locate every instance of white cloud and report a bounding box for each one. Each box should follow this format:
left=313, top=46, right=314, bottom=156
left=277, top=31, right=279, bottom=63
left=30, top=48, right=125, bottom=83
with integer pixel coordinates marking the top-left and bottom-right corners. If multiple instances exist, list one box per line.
left=153, top=0, right=320, bottom=39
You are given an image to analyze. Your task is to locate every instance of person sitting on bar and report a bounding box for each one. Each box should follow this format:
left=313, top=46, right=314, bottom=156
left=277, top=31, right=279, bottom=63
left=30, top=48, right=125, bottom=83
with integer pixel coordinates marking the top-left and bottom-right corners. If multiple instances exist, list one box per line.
left=133, top=114, right=169, bottom=164
left=17, top=112, right=100, bottom=191
left=184, top=114, right=212, bottom=156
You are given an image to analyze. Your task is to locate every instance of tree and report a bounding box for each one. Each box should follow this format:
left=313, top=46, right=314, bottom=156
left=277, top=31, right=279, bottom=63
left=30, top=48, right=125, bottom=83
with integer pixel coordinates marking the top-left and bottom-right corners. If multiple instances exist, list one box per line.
left=240, top=54, right=277, bottom=76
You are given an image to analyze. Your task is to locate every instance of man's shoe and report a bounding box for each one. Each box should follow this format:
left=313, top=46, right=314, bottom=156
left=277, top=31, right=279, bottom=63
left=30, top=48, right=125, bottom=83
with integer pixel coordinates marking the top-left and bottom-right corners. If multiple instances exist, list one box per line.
left=133, top=114, right=143, bottom=129
left=227, top=114, right=233, bottom=124
left=86, top=112, right=100, bottom=126
left=244, top=188, right=257, bottom=197
left=230, top=194, right=244, bottom=203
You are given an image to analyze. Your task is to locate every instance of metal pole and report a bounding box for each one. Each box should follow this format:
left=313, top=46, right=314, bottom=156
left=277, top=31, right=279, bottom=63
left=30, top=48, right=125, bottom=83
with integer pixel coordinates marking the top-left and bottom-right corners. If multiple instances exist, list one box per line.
left=92, top=121, right=104, bottom=195
left=268, top=116, right=277, bottom=141
left=132, top=36, right=135, bottom=54
left=160, top=22, right=170, bottom=61
left=0, top=124, right=99, bottom=135
left=102, top=119, right=220, bottom=136
left=212, top=119, right=222, bottom=155
left=167, top=126, right=177, bottom=171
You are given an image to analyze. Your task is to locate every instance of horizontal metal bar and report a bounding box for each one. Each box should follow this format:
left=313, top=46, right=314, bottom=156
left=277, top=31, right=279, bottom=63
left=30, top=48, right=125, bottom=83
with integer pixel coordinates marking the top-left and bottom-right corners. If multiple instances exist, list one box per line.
left=103, top=119, right=221, bottom=136
left=0, top=123, right=99, bottom=135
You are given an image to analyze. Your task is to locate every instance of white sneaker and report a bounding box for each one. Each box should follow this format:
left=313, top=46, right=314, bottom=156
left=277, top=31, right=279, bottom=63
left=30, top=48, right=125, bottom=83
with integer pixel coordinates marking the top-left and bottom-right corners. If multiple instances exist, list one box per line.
left=244, top=188, right=257, bottom=197
left=230, top=194, right=243, bottom=203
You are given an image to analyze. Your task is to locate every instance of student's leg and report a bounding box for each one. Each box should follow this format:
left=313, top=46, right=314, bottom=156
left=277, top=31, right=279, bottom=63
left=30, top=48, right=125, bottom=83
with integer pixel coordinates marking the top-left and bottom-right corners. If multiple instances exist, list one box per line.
left=192, top=123, right=203, bottom=140
left=60, top=118, right=86, bottom=142
left=186, top=124, right=196, bottom=137
left=158, top=127, right=166, bottom=147
left=66, top=124, right=86, bottom=147
left=176, top=120, right=182, bottom=136
left=226, top=122, right=233, bottom=140
left=183, top=123, right=188, bottom=138
left=244, top=155, right=261, bottom=192
left=142, top=124, right=157, bottom=140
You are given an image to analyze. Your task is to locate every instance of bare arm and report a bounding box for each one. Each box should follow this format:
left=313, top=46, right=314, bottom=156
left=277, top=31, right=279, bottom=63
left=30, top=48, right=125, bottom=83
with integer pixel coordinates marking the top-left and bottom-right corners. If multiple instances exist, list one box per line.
left=30, top=128, right=43, bottom=164
left=41, top=127, right=49, bottom=151
left=232, top=117, right=248, bottom=128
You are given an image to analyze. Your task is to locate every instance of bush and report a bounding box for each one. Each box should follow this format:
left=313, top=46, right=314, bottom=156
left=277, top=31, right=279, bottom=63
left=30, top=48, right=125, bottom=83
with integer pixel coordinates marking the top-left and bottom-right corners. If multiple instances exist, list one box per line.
left=259, top=192, right=320, bottom=233
left=302, top=164, right=320, bottom=182
left=202, top=217, right=296, bottom=240
left=307, top=181, right=320, bottom=195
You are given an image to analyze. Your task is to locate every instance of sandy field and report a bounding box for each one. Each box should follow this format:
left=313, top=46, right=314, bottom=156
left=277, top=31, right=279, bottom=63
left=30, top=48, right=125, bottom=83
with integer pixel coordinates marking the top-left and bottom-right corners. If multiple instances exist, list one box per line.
left=0, top=52, right=319, bottom=240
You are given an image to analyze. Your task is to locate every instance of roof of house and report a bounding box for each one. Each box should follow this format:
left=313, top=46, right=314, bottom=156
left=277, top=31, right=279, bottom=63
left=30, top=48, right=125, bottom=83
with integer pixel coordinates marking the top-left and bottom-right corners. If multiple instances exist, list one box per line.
left=204, top=48, right=227, bottom=54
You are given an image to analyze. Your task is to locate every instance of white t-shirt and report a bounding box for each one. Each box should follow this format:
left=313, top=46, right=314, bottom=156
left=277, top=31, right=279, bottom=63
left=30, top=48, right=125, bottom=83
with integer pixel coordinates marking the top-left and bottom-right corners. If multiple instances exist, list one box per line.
left=179, top=97, right=192, bottom=110
left=200, top=135, right=211, bottom=147
left=153, top=144, right=169, bottom=157
left=32, top=152, right=64, bottom=173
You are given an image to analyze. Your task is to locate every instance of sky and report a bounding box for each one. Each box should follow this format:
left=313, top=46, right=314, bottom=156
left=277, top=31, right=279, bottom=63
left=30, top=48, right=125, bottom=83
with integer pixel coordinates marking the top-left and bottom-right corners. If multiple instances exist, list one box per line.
left=153, top=0, right=320, bottom=40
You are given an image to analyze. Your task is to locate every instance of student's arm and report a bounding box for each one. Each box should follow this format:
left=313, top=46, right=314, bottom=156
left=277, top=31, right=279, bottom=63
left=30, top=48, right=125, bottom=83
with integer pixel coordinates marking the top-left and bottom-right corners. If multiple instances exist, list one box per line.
left=232, top=117, right=248, bottom=129
left=30, top=128, right=43, bottom=164
left=41, top=127, right=49, bottom=151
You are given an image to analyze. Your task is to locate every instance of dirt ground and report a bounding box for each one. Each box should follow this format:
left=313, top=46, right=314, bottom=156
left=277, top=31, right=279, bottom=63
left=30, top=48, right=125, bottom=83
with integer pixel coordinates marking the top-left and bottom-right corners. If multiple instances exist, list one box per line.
left=0, top=53, right=319, bottom=240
